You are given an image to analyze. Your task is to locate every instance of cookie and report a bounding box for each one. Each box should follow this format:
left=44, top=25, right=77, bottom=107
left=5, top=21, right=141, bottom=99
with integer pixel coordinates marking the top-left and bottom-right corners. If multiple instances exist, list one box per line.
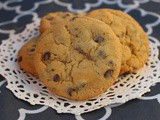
left=40, top=12, right=75, bottom=33
left=34, top=17, right=122, bottom=100
left=40, top=12, right=86, bottom=34
left=87, top=9, right=149, bottom=75
left=18, top=36, right=39, bottom=75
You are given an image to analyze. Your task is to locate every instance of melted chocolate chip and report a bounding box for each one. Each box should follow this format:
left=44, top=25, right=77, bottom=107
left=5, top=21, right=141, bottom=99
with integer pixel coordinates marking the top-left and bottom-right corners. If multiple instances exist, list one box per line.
left=42, top=52, right=50, bottom=61
left=75, top=34, right=79, bottom=37
left=94, top=36, right=104, bottom=43
left=70, top=17, right=79, bottom=21
left=104, top=69, right=114, bottom=78
left=18, top=56, right=22, bottom=62
left=98, top=50, right=106, bottom=59
left=53, top=74, right=60, bottom=82
left=67, top=88, right=76, bottom=96
left=30, top=48, right=35, bottom=52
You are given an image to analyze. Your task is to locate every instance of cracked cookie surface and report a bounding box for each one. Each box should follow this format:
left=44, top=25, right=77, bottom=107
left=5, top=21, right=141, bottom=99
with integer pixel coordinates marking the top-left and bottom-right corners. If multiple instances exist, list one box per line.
left=18, top=36, right=39, bottom=76
left=34, top=17, right=122, bottom=100
left=87, top=9, right=149, bottom=75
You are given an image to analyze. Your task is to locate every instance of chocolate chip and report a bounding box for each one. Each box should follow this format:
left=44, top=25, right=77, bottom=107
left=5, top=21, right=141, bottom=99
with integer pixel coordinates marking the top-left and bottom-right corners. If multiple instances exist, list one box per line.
left=18, top=56, right=22, bottom=62
left=75, top=34, right=79, bottom=37
left=46, top=16, right=54, bottom=20
left=98, top=50, right=106, bottom=59
left=104, top=69, right=114, bottom=78
left=70, top=17, right=79, bottom=21
left=65, top=25, right=68, bottom=29
left=94, top=36, right=104, bottom=43
left=42, top=52, right=50, bottom=61
left=108, top=61, right=115, bottom=68
left=30, top=48, right=35, bottom=52
left=53, top=74, right=60, bottom=82
left=67, top=88, right=76, bottom=96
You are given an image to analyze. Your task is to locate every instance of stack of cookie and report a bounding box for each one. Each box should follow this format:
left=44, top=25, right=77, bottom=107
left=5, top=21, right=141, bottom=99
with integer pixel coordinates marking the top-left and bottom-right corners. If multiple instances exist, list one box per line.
left=18, top=9, right=149, bottom=101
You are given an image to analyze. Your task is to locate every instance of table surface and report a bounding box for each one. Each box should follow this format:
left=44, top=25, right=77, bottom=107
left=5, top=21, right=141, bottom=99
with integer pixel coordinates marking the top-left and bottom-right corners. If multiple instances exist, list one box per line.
left=0, top=0, right=160, bottom=120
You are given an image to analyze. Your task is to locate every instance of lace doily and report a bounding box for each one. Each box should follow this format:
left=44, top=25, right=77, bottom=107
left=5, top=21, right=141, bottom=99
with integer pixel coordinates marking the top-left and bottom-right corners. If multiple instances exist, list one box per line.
left=0, top=20, right=160, bottom=115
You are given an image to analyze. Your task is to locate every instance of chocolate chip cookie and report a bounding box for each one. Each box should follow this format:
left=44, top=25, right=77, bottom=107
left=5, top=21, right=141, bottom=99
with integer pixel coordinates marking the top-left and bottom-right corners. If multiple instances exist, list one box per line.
left=34, top=17, right=122, bottom=100
left=18, top=36, right=39, bottom=75
left=40, top=12, right=75, bottom=33
left=87, top=9, right=149, bottom=75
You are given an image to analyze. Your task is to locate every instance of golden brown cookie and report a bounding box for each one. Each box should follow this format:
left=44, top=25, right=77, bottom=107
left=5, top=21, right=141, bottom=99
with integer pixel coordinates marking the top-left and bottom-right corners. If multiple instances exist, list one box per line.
left=40, top=12, right=75, bottom=33
left=40, top=12, right=86, bottom=34
left=18, top=36, right=39, bottom=75
left=34, top=17, right=122, bottom=100
left=87, top=9, right=149, bottom=75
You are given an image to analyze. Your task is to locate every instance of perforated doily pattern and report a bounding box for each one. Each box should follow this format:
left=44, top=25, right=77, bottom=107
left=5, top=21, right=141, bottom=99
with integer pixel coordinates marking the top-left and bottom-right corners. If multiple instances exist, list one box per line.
left=0, top=20, right=160, bottom=115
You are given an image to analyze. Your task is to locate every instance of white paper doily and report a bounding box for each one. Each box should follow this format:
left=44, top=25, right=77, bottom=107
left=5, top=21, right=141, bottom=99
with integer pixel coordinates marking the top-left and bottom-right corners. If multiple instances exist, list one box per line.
left=0, top=19, right=160, bottom=115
